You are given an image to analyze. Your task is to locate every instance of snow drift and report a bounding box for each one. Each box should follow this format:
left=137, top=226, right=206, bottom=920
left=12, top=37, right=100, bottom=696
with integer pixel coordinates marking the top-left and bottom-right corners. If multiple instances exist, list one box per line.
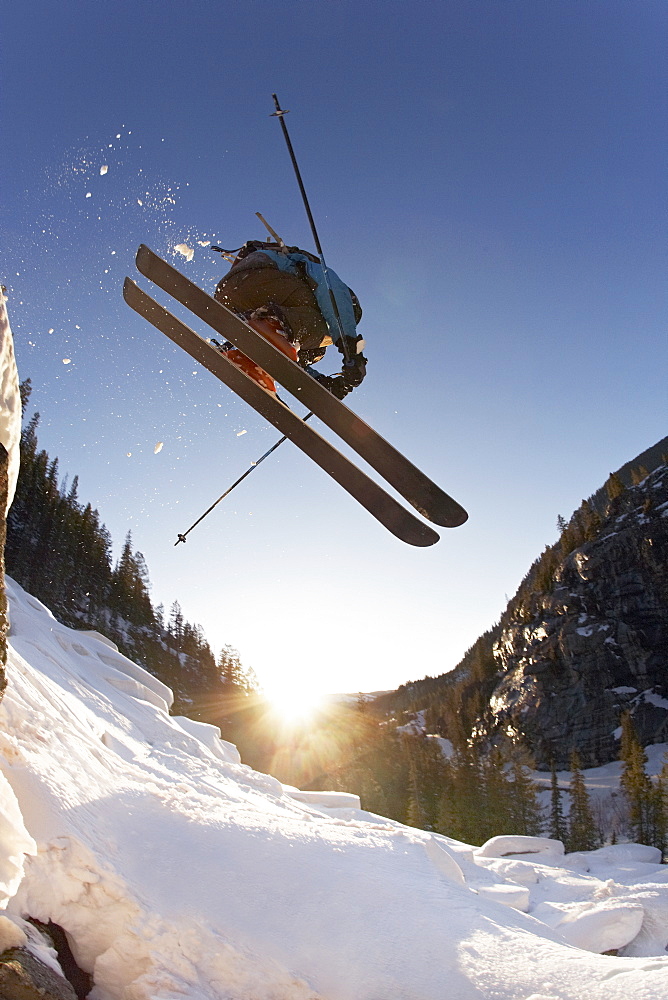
left=0, top=579, right=667, bottom=998
left=0, top=290, right=21, bottom=513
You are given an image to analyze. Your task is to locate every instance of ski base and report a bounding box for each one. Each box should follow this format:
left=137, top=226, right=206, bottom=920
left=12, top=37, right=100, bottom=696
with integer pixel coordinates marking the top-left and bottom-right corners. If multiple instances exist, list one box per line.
left=133, top=245, right=467, bottom=529
left=123, top=278, right=439, bottom=547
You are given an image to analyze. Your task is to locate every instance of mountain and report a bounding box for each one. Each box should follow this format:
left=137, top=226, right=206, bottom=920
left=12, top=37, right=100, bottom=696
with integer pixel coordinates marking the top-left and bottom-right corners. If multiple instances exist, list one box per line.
left=487, top=453, right=668, bottom=768
left=377, top=439, right=668, bottom=769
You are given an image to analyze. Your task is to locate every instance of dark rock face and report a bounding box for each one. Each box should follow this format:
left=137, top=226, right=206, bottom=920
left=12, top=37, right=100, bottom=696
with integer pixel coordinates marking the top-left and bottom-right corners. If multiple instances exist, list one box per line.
left=0, top=947, right=77, bottom=1000
left=27, top=921, right=93, bottom=1000
left=481, top=462, right=668, bottom=769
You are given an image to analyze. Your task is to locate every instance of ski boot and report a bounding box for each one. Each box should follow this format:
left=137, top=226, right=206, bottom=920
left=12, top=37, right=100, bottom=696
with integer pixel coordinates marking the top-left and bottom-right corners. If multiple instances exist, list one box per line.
left=218, top=308, right=298, bottom=394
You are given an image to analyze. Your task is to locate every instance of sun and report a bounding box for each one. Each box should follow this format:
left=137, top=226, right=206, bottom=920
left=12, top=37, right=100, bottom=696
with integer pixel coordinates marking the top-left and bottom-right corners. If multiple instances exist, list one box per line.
left=262, top=684, right=325, bottom=727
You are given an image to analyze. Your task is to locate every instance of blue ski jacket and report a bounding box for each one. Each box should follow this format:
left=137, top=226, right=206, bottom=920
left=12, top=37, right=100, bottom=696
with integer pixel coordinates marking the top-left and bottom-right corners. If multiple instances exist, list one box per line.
left=259, top=248, right=358, bottom=345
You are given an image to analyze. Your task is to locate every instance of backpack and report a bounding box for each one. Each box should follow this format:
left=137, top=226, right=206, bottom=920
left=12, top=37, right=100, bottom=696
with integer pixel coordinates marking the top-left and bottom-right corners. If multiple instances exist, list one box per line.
left=239, top=241, right=361, bottom=344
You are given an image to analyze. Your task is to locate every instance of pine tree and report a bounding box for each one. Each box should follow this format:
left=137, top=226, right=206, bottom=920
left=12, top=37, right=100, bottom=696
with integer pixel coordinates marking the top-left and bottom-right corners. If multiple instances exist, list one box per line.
left=169, top=600, right=184, bottom=645
left=567, top=750, right=599, bottom=852
left=436, top=744, right=479, bottom=843
left=649, top=773, right=667, bottom=856
left=549, top=759, right=567, bottom=843
left=480, top=747, right=514, bottom=840
left=110, top=532, right=154, bottom=626
left=405, top=738, right=427, bottom=829
left=507, top=751, right=544, bottom=836
left=19, top=377, right=32, bottom=416
left=620, top=713, right=654, bottom=845
left=605, top=472, right=626, bottom=502
left=436, top=740, right=502, bottom=845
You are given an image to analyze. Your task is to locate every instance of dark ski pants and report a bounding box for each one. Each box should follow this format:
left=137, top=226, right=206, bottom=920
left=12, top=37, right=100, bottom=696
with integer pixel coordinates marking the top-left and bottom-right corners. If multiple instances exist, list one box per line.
left=215, top=265, right=331, bottom=352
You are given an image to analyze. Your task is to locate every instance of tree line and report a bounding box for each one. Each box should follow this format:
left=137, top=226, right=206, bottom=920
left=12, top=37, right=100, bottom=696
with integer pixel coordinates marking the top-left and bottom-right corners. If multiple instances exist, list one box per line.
left=279, top=697, right=668, bottom=853
left=5, top=380, right=257, bottom=720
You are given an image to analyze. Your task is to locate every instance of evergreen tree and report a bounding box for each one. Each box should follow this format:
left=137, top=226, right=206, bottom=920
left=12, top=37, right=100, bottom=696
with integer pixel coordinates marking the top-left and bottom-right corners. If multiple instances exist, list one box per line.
left=436, top=741, right=481, bottom=843
left=649, top=771, right=668, bottom=856
left=110, top=532, right=154, bottom=627
left=605, top=472, right=626, bottom=502
left=405, top=737, right=427, bottom=829
left=548, top=759, right=567, bottom=843
left=507, top=750, right=544, bottom=836
left=567, top=751, right=599, bottom=852
left=620, top=713, right=654, bottom=845
left=169, top=601, right=184, bottom=644
left=480, top=747, right=514, bottom=839
left=19, top=377, right=32, bottom=416
left=402, top=734, right=446, bottom=831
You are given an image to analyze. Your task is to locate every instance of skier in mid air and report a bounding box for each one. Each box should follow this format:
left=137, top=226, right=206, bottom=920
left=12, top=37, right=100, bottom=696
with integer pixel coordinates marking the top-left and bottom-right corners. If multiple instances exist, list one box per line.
left=214, top=239, right=367, bottom=399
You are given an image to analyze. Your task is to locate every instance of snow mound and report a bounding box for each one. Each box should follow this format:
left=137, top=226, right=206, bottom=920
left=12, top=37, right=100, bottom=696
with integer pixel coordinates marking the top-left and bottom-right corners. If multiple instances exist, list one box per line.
left=477, top=835, right=565, bottom=859
left=533, top=898, right=644, bottom=953
left=284, top=788, right=362, bottom=810
left=0, top=577, right=668, bottom=998
left=0, top=770, right=35, bottom=907
left=0, top=290, right=21, bottom=511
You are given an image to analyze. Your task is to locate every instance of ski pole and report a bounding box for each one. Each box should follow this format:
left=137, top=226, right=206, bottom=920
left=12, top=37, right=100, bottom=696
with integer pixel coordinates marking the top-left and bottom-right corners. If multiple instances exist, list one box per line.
left=174, top=413, right=314, bottom=545
left=270, top=93, right=352, bottom=363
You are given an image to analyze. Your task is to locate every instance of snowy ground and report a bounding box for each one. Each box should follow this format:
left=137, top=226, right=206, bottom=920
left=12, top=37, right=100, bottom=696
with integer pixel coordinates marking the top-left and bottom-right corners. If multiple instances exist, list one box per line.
left=0, top=578, right=667, bottom=999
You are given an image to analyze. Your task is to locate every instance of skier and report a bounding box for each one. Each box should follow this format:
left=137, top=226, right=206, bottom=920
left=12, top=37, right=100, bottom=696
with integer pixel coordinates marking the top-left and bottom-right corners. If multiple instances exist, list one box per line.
left=214, top=240, right=367, bottom=399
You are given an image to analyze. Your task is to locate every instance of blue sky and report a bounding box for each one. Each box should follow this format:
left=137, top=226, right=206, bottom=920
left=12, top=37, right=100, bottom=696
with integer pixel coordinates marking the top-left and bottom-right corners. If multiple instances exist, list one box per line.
left=2, top=1, right=666, bottom=698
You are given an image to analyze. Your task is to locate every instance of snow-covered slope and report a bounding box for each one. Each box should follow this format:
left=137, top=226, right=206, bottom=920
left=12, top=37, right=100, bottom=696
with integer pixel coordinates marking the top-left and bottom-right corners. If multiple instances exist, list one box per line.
left=0, top=577, right=668, bottom=999
left=0, top=290, right=21, bottom=512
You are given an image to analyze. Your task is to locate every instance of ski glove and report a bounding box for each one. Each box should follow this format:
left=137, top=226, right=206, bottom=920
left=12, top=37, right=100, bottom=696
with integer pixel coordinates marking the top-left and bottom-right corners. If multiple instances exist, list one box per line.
left=342, top=354, right=367, bottom=389
left=338, top=335, right=367, bottom=388
left=313, top=374, right=351, bottom=400
left=307, top=334, right=367, bottom=400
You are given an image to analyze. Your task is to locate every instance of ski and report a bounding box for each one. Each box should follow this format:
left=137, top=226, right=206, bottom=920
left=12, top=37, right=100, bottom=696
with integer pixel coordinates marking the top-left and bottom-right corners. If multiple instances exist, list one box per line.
left=123, top=278, right=439, bottom=547
left=133, top=245, right=468, bottom=529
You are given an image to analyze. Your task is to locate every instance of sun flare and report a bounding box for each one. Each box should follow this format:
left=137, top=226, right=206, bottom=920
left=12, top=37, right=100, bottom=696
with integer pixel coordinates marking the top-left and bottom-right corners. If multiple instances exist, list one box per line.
left=263, top=685, right=325, bottom=727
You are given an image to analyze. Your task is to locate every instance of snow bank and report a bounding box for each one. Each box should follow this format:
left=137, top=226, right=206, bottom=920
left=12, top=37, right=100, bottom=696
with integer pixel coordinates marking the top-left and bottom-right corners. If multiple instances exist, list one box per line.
left=0, top=576, right=668, bottom=999
left=0, top=290, right=21, bottom=511
left=477, top=835, right=565, bottom=860
left=284, top=788, right=362, bottom=810
left=0, top=770, right=35, bottom=908
left=174, top=715, right=242, bottom=765
left=533, top=898, right=645, bottom=952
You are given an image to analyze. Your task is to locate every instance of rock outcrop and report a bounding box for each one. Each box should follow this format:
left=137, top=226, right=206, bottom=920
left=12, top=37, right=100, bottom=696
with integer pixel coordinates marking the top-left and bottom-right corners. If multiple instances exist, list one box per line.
left=482, top=458, right=668, bottom=768
left=0, top=947, right=77, bottom=1000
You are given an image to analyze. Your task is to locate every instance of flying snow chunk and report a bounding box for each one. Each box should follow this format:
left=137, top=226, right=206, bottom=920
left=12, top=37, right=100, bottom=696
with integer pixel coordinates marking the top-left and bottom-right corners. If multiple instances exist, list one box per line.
left=154, top=442, right=164, bottom=454
left=137, top=199, right=143, bottom=207
left=236, top=430, right=247, bottom=437
left=85, top=193, right=92, bottom=199
left=62, top=359, right=71, bottom=365
left=197, top=241, right=211, bottom=247
left=175, top=244, right=195, bottom=262
left=100, top=165, right=108, bottom=176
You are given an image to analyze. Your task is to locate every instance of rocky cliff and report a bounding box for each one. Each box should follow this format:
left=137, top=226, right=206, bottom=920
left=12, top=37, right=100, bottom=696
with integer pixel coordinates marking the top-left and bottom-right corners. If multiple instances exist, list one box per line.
left=481, top=453, right=668, bottom=768
left=382, top=441, right=668, bottom=772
